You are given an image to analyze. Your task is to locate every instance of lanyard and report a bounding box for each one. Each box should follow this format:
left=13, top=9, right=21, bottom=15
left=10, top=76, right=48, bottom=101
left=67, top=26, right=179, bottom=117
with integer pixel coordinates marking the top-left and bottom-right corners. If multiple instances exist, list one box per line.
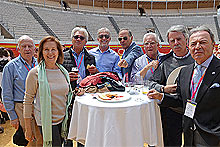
left=20, top=57, right=35, bottom=72
left=146, top=57, right=154, bottom=74
left=190, top=70, right=206, bottom=101
left=73, top=53, right=84, bottom=70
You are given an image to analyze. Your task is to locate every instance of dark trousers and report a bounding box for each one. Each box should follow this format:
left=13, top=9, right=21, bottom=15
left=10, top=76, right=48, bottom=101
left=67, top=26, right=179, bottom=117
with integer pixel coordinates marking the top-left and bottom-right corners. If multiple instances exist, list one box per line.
left=64, top=139, right=84, bottom=147
left=160, top=107, right=183, bottom=146
left=39, top=123, right=64, bottom=147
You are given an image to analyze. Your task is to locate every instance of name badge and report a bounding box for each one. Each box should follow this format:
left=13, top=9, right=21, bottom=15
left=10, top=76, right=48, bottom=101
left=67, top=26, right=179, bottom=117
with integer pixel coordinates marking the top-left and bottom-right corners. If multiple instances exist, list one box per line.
left=184, top=100, right=197, bottom=119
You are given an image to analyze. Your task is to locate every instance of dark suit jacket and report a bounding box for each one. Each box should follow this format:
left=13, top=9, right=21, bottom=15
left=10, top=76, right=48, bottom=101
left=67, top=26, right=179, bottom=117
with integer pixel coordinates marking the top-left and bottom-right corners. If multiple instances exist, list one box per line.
left=162, top=56, right=220, bottom=146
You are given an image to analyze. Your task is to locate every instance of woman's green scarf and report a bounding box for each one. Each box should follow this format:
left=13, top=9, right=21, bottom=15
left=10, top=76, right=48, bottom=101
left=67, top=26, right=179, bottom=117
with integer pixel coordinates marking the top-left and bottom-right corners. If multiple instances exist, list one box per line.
left=38, top=61, right=73, bottom=147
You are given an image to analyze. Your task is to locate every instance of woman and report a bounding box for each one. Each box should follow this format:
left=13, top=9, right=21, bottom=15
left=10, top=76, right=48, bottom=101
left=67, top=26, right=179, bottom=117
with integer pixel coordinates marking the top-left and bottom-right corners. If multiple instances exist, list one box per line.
left=24, top=36, right=73, bottom=146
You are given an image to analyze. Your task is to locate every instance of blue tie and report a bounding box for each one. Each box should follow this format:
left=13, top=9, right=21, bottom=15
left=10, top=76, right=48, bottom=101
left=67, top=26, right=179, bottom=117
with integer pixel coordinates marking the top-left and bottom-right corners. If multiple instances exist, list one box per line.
left=192, top=65, right=202, bottom=100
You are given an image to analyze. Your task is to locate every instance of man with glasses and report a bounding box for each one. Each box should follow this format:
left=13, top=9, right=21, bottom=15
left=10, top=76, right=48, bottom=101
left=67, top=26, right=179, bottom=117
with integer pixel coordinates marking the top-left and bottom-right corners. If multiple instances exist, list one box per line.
left=63, top=27, right=96, bottom=147
left=131, top=33, right=164, bottom=82
left=63, top=27, right=97, bottom=90
left=118, top=28, right=143, bottom=82
left=89, top=27, right=122, bottom=79
left=148, top=25, right=194, bottom=146
left=2, top=35, right=41, bottom=146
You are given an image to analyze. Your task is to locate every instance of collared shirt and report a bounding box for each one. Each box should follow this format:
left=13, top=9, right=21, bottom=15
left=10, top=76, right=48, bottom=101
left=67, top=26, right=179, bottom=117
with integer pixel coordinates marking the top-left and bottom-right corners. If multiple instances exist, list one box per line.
left=121, top=42, right=144, bottom=80
left=190, top=55, right=213, bottom=99
left=89, top=47, right=122, bottom=79
left=131, top=52, right=164, bottom=82
left=2, top=55, right=37, bottom=120
left=72, top=48, right=86, bottom=79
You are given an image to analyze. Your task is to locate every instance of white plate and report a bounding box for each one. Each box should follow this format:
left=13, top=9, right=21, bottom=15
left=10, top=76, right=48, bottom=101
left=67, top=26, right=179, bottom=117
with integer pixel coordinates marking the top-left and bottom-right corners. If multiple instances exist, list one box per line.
left=96, top=92, right=131, bottom=103
left=166, top=66, right=186, bottom=85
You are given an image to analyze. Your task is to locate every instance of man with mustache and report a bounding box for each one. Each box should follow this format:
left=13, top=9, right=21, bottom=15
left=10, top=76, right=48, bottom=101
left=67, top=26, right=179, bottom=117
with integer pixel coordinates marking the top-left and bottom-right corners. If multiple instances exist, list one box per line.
left=89, top=27, right=122, bottom=79
left=2, top=35, right=41, bottom=146
left=149, top=25, right=194, bottom=146
left=130, top=33, right=164, bottom=82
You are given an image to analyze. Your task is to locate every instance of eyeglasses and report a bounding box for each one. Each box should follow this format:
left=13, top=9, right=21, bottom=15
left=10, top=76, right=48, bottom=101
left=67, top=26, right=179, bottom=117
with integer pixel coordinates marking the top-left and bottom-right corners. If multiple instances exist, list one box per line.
left=118, top=37, right=128, bottom=41
left=73, top=35, right=85, bottom=40
left=144, top=42, right=157, bottom=46
left=98, top=34, right=110, bottom=39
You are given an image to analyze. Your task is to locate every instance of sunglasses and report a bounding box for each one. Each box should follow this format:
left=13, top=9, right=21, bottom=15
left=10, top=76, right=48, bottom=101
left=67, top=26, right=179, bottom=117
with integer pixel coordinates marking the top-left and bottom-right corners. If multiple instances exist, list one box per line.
left=118, top=37, right=128, bottom=41
left=73, top=35, right=85, bottom=40
left=98, top=34, right=110, bottom=39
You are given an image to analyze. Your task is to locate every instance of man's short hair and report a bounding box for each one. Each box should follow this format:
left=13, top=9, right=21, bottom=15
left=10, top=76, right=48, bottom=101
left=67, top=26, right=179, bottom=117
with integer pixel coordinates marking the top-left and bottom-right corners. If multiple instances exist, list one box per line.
left=71, top=27, right=89, bottom=41
left=166, top=25, right=189, bottom=42
left=17, top=35, right=34, bottom=47
left=143, top=32, right=160, bottom=43
left=189, top=25, right=215, bottom=43
left=97, top=27, right=111, bottom=36
left=119, top=28, right=133, bottom=37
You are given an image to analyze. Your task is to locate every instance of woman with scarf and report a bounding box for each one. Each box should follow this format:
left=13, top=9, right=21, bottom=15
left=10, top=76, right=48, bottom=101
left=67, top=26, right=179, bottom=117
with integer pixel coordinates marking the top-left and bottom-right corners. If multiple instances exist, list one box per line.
left=23, top=36, right=73, bottom=146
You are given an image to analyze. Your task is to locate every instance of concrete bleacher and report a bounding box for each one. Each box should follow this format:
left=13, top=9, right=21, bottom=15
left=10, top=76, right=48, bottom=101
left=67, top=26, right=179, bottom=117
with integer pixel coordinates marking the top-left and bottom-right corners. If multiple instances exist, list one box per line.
left=32, top=6, right=118, bottom=41
left=0, top=1, right=49, bottom=40
left=113, top=15, right=154, bottom=42
left=153, top=16, right=219, bottom=42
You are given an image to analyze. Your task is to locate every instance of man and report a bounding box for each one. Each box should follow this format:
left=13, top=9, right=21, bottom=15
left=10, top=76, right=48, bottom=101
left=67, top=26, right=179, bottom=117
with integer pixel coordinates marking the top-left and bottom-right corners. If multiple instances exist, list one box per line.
left=117, top=28, right=143, bottom=82
left=63, top=27, right=97, bottom=90
left=2, top=35, right=41, bottom=146
left=148, top=26, right=220, bottom=146
left=149, top=25, right=194, bottom=146
left=62, top=27, right=96, bottom=147
left=130, top=32, right=164, bottom=82
left=89, top=27, right=122, bottom=79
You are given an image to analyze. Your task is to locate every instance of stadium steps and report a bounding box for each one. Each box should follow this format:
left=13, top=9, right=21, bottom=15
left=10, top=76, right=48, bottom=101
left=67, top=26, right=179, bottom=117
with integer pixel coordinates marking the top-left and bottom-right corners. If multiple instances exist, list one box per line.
left=149, top=17, right=164, bottom=42
left=0, top=23, right=14, bottom=39
left=108, top=16, right=120, bottom=34
left=214, top=16, right=220, bottom=42
left=26, top=6, right=59, bottom=40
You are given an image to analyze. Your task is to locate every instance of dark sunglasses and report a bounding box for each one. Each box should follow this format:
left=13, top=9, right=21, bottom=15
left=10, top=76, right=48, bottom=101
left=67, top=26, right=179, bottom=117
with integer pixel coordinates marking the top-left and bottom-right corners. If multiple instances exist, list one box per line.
left=98, top=34, right=110, bottom=39
left=73, top=35, right=85, bottom=40
left=118, top=36, right=128, bottom=41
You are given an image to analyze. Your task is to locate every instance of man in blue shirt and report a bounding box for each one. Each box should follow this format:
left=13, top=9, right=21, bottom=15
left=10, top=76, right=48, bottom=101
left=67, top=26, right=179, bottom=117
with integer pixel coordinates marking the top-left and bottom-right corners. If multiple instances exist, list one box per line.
left=2, top=35, right=40, bottom=145
left=89, top=27, right=122, bottom=79
left=131, top=33, right=164, bottom=82
left=117, top=28, right=143, bottom=82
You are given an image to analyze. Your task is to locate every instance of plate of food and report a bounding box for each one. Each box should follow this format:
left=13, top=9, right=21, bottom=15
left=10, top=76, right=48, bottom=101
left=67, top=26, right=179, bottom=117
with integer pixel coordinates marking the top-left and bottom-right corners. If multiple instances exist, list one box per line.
left=96, top=92, right=131, bottom=103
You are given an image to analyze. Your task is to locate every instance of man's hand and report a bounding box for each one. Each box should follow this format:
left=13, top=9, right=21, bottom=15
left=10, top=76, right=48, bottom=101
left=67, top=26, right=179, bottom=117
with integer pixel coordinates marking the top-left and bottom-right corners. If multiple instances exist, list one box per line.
left=88, top=65, right=98, bottom=75
left=10, top=118, right=19, bottom=130
left=164, top=84, right=177, bottom=94
left=147, top=89, right=163, bottom=101
left=69, top=72, right=79, bottom=82
left=24, top=118, right=35, bottom=142
left=149, top=60, right=159, bottom=69
left=118, top=59, right=128, bottom=68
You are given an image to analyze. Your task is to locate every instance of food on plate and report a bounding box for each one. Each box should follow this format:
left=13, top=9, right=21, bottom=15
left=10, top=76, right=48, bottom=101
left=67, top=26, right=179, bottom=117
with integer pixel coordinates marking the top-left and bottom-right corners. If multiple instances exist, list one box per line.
left=98, top=93, right=123, bottom=100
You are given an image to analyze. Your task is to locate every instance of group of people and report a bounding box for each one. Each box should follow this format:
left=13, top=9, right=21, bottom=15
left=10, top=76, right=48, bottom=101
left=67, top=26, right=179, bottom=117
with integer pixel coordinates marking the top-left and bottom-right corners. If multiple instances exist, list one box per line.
left=1, top=24, right=220, bottom=147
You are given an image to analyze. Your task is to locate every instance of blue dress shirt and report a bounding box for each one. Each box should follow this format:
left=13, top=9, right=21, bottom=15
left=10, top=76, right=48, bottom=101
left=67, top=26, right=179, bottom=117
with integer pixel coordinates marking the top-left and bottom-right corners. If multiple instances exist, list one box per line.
left=89, top=47, right=122, bottom=79
left=71, top=48, right=86, bottom=79
left=2, top=55, right=37, bottom=120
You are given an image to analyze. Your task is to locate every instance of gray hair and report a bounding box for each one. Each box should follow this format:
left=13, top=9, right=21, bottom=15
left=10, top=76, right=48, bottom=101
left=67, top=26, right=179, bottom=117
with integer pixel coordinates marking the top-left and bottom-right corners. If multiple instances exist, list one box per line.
left=143, top=32, right=160, bottom=43
left=189, top=25, right=215, bottom=43
left=18, top=35, right=34, bottom=46
left=119, top=28, right=133, bottom=37
left=97, top=27, right=111, bottom=36
left=71, top=27, right=89, bottom=41
left=166, top=25, right=189, bottom=42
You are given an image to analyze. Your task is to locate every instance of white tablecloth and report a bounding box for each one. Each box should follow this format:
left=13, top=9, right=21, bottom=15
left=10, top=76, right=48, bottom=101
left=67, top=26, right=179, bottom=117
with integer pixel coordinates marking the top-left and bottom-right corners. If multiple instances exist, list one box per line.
left=68, top=92, right=163, bottom=147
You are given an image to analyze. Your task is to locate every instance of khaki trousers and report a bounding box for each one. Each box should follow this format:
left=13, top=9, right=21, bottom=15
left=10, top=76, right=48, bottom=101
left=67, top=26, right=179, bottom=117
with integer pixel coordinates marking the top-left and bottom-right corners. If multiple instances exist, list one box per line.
left=15, top=102, right=43, bottom=147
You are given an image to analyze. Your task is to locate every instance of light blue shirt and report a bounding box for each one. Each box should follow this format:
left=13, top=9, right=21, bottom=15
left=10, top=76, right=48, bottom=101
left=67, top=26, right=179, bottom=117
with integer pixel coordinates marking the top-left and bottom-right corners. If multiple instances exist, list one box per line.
left=2, top=55, right=37, bottom=120
left=89, top=47, right=122, bottom=79
left=130, top=52, right=164, bottom=82
left=72, top=48, right=86, bottom=79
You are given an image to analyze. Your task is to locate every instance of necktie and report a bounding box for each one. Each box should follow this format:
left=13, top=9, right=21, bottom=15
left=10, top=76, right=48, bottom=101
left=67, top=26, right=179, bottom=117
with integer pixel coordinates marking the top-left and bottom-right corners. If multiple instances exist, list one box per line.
left=192, top=65, right=202, bottom=100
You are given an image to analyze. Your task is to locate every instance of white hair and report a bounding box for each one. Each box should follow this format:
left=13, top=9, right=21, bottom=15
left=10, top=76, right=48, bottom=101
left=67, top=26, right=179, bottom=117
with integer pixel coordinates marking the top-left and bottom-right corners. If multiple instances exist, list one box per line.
left=18, top=35, right=34, bottom=46
left=71, top=27, right=89, bottom=41
left=143, top=32, right=160, bottom=43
